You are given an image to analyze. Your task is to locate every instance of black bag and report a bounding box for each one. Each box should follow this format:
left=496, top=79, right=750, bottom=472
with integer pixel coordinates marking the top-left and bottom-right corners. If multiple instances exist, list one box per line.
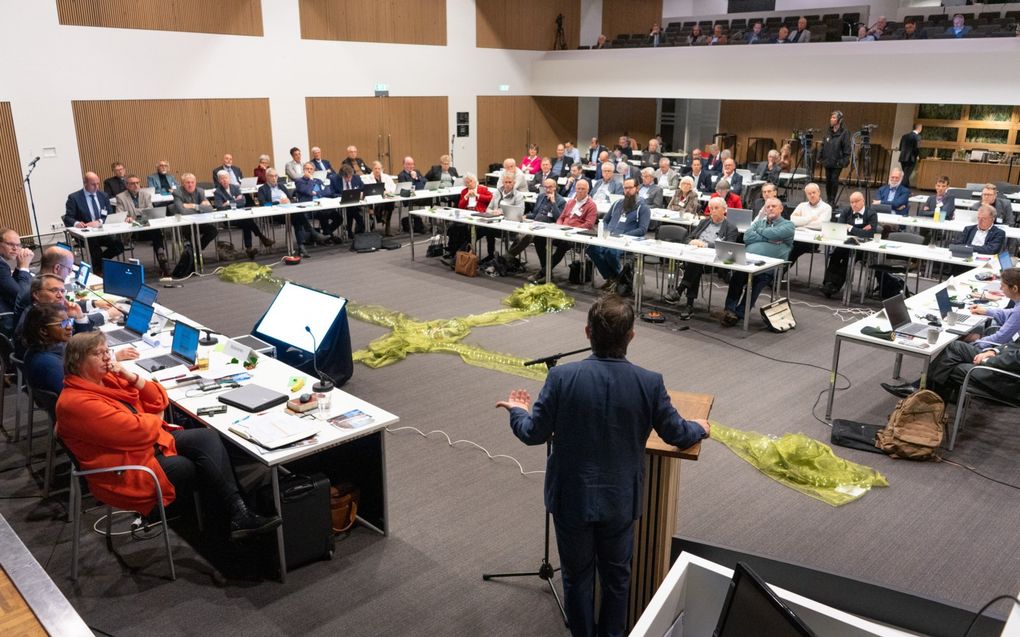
left=830, top=419, right=885, bottom=454
left=256, top=473, right=334, bottom=570
left=615, top=261, right=635, bottom=297
left=878, top=272, right=905, bottom=299
left=425, top=234, right=445, bottom=258
left=381, top=238, right=401, bottom=250
left=171, top=246, right=195, bottom=279
left=351, top=232, right=383, bottom=253
left=400, top=216, right=425, bottom=234
left=568, top=259, right=593, bottom=284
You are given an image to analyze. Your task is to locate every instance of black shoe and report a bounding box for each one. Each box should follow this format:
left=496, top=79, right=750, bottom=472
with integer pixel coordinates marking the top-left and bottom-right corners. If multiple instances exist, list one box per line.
left=229, top=509, right=282, bottom=541
left=297, top=246, right=311, bottom=258
left=822, top=283, right=836, bottom=299
left=679, top=304, right=694, bottom=320
left=880, top=382, right=917, bottom=399
left=664, top=289, right=682, bottom=305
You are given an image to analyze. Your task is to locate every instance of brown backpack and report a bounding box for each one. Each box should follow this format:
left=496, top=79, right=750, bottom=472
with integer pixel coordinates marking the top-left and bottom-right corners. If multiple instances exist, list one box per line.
left=876, top=389, right=945, bottom=460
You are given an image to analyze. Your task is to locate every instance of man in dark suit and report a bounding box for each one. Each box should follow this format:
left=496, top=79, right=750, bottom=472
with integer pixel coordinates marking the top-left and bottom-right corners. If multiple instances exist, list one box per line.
left=0, top=228, right=33, bottom=336
left=498, top=295, right=709, bottom=637
left=397, top=156, right=427, bottom=190
left=960, top=205, right=1006, bottom=255
left=899, top=19, right=927, bottom=40
left=822, top=191, right=879, bottom=298
left=703, top=144, right=722, bottom=172
left=920, top=176, right=956, bottom=219
left=559, top=164, right=587, bottom=199
left=872, top=168, right=911, bottom=215
left=334, top=164, right=366, bottom=236
left=717, top=158, right=744, bottom=196
left=977, top=184, right=1015, bottom=227
left=211, top=153, right=242, bottom=186
left=946, top=14, right=972, bottom=38
left=103, top=162, right=128, bottom=199
left=213, top=170, right=274, bottom=259
left=586, top=137, right=607, bottom=164
left=63, top=172, right=125, bottom=270
left=883, top=337, right=1020, bottom=403
left=688, top=158, right=712, bottom=193
left=310, top=146, right=333, bottom=173
left=898, top=123, right=921, bottom=188
left=342, top=146, right=369, bottom=175
left=550, top=144, right=574, bottom=178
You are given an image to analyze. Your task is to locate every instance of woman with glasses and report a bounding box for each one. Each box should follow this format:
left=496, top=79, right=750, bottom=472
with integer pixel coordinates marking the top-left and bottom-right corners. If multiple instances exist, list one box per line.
left=56, top=332, right=281, bottom=540
left=22, top=303, right=73, bottom=396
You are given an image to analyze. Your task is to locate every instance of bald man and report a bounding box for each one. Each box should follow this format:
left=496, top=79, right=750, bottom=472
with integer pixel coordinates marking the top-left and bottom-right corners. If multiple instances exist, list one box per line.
left=63, top=171, right=125, bottom=271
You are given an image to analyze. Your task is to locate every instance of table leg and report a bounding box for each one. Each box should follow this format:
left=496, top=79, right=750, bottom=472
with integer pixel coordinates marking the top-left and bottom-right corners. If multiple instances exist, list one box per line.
left=192, top=224, right=203, bottom=274
left=409, top=211, right=416, bottom=261
left=354, top=431, right=389, bottom=536
left=742, top=271, right=752, bottom=331
left=919, top=357, right=929, bottom=390
left=544, top=237, right=552, bottom=284
left=824, top=336, right=843, bottom=420
left=634, top=256, right=644, bottom=311
left=284, top=212, right=293, bottom=255
left=271, top=466, right=287, bottom=583
left=892, top=353, right=903, bottom=380
left=842, top=251, right=854, bottom=306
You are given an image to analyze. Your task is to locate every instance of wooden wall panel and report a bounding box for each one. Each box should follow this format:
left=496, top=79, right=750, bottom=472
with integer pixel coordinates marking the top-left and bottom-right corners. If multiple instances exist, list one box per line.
left=300, top=0, right=446, bottom=45
left=531, top=97, right=580, bottom=159
left=0, top=104, right=32, bottom=236
left=71, top=99, right=273, bottom=189
left=476, top=0, right=580, bottom=51
left=56, top=0, right=262, bottom=36
left=306, top=97, right=448, bottom=175
left=602, top=0, right=662, bottom=40
left=478, top=96, right=531, bottom=173
left=719, top=101, right=896, bottom=164
left=598, top=98, right=658, bottom=149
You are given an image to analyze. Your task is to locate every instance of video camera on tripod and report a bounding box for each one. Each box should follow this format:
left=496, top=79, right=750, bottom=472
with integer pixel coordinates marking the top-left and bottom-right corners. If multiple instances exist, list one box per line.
left=858, top=123, right=879, bottom=144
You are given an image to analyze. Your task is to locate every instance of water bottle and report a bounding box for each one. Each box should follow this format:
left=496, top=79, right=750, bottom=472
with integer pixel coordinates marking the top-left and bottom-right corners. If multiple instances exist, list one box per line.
left=597, top=219, right=605, bottom=239
left=934, top=201, right=942, bottom=223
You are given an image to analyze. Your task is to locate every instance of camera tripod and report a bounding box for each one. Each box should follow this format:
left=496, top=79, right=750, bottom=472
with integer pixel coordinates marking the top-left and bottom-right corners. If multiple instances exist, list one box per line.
left=554, top=13, right=567, bottom=50
left=482, top=346, right=591, bottom=629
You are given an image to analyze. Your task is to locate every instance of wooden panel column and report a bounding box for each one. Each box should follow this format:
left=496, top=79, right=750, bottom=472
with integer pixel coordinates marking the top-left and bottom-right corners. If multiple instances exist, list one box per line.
left=478, top=96, right=532, bottom=174
left=530, top=97, right=580, bottom=160
left=0, top=103, right=31, bottom=236
left=599, top=98, right=659, bottom=150
left=306, top=97, right=385, bottom=168
left=382, top=97, right=450, bottom=175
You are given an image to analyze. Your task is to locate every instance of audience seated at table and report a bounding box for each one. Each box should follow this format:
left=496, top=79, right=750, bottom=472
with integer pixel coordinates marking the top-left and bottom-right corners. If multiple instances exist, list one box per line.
left=751, top=183, right=779, bottom=218
left=591, top=162, right=623, bottom=204
left=530, top=179, right=596, bottom=283
left=341, top=146, right=368, bottom=175
left=641, top=139, right=662, bottom=167
left=172, top=173, right=219, bottom=252
left=586, top=137, right=607, bottom=164
left=716, top=197, right=794, bottom=327
left=63, top=172, right=125, bottom=273
left=442, top=173, right=493, bottom=265
left=147, top=160, right=178, bottom=195
left=115, top=174, right=169, bottom=275
left=211, top=153, right=242, bottom=186
left=253, top=154, right=270, bottom=184
left=654, top=158, right=679, bottom=190
left=960, top=205, right=1006, bottom=255
left=717, top=158, right=744, bottom=196
left=563, top=141, right=581, bottom=165
left=258, top=168, right=322, bottom=258
left=966, top=268, right=1020, bottom=347
left=0, top=228, right=33, bottom=337
left=497, top=158, right=530, bottom=193
left=665, top=198, right=741, bottom=319
left=920, top=176, right=956, bottom=219
left=292, top=162, right=342, bottom=242
left=213, top=170, right=274, bottom=259
left=687, top=158, right=712, bottom=194
left=667, top=176, right=700, bottom=216
left=425, top=155, right=460, bottom=186
left=708, top=179, right=742, bottom=211
left=56, top=331, right=282, bottom=540
left=530, top=158, right=557, bottom=192
left=311, top=146, right=334, bottom=173
left=397, top=156, right=427, bottom=191
left=103, top=162, right=128, bottom=199
left=637, top=168, right=664, bottom=209
left=788, top=182, right=832, bottom=265
left=285, top=147, right=304, bottom=182
left=366, top=161, right=399, bottom=235
left=587, top=178, right=650, bottom=292
left=509, top=178, right=565, bottom=261
left=334, top=164, right=366, bottom=236
left=520, top=144, right=541, bottom=175
left=616, top=136, right=635, bottom=159
left=560, top=164, right=587, bottom=199
left=821, top=192, right=878, bottom=298
left=873, top=168, right=911, bottom=215
left=22, top=303, right=73, bottom=396
left=755, top=150, right=782, bottom=184
left=978, top=183, right=1015, bottom=227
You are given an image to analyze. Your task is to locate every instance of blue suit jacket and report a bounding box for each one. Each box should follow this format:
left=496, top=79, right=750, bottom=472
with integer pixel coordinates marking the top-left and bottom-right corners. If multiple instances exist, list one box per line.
left=212, top=165, right=242, bottom=184
left=311, top=158, right=333, bottom=173
left=875, top=184, right=911, bottom=214
left=63, top=189, right=111, bottom=227
left=330, top=174, right=364, bottom=197
left=591, top=177, right=624, bottom=198
left=921, top=194, right=956, bottom=220
left=293, top=177, right=326, bottom=202
left=509, top=356, right=704, bottom=522
left=961, top=224, right=1006, bottom=255
left=146, top=172, right=179, bottom=194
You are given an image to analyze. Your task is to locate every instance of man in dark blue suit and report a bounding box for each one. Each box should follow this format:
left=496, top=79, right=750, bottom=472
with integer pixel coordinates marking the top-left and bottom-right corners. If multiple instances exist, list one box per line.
left=211, top=153, right=242, bottom=186
left=960, top=205, right=1006, bottom=255
left=333, top=164, right=366, bottom=235
left=872, top=168, right=911, bottom=215
left=310, top=146, right=334, bottom=173
left=63, top=172, right=124, bottom=272
left=920, top=176, right=955, bottom=219
left=497, top=296, right=709, bottom=637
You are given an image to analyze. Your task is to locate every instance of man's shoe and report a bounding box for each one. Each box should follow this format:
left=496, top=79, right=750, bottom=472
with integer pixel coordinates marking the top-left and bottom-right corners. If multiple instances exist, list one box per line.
left=311, top=231, right=329, bottom=243
left=260, top=236, right=275, bottom=248
left=297, top=246, right=311, bottom=258
left=821, top=283, right=836, bottom=299
left=229, top=510, right=282, bottom=541
left=881, top=382, right=917, bottom=399
left=679, top=303, right=694, bottom=320
left=600, top=277, right=617, bottom=291
left=439, top=255, right=453, bottom=268
left=709, top=309, right=727, bottom=321
left=664, top=289, right=682, bottom=305
left=245, top=247, right=259, bottom=260
left=720, top=310, right=739, bottom=327
left=527, top=271, right=545, bottom=283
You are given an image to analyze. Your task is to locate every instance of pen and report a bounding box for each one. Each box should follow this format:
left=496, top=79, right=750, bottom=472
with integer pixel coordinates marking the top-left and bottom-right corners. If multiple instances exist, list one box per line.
left=231, top=415, right=251, bottom=426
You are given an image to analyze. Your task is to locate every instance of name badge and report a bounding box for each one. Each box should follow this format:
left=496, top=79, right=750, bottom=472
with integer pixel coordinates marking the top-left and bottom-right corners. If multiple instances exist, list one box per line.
left=853, top=217, right=863, bottom=225
left=467, top=197, right=476, bottom=208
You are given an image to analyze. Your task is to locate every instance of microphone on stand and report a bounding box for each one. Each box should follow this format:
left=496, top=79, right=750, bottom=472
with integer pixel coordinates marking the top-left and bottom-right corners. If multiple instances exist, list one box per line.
left=304, top=325, right=334, bottom=393
left=28, top=156, right=40, bottom=168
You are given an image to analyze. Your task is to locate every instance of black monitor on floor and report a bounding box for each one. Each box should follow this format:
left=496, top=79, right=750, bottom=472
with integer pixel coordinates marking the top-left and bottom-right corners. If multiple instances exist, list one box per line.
left=713, top=562, right=817, bottom=637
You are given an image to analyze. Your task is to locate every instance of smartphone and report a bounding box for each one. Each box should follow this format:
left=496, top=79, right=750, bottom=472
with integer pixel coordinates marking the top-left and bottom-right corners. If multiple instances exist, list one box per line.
left=197, top=405, right=227, bottom=417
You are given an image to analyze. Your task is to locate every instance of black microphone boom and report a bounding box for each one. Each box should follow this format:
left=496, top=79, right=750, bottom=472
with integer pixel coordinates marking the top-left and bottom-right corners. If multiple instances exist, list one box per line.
left=304, top=325, right=334, bottom=393
left=28, top=156, right=40, bottom=167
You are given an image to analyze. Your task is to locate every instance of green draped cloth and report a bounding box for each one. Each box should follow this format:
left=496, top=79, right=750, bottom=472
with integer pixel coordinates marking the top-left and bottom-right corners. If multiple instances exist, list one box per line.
left=217, top=264, right=574, bottom=381
left=710, top=423, right=889, bottom=506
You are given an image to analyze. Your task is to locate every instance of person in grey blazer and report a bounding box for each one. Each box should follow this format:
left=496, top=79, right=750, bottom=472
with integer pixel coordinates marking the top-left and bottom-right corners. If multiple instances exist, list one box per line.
left=717, top=158, right=744, bottom=196
left=665, top=198, right=740, bottom=317
left=653, top=157, right=679, bottom=190
left=637, top=168, right=664, bottom=209
left=789, top=17, right=811, bottom=42
left=146, top=160, right=178, bottom=194
left=590, top=162, right=623, bottom=203
left=115, top=175, right=169, bottom=275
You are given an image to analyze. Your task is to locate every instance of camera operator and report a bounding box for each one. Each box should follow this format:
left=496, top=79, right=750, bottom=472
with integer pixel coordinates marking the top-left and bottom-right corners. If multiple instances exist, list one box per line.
left=820, top=111, right=851, bottom=205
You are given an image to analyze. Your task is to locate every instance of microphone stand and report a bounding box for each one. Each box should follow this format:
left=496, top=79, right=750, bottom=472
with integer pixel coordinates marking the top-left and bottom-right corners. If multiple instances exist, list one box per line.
left=24, top=159, right=42, bottom=249
left=304, top=326, right=334, bottom=393
left=449, top=134, right=456, bottom=167
left=482, top=345, right=591, bottom=629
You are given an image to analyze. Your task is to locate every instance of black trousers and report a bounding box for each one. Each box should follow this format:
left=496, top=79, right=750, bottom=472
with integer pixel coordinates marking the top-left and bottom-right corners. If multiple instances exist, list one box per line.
left=346, top=206, right=365, bottom=235
left=533, top=238, right=573, bottom=274
left=88, top=237, right=124, bottom=271
left=158, top=428, right=239, bottom=507
left=824, top=166, right=841, bottom=204
left=677, top=263, right=706, bottom=301
left=822, top=247, right=857, bottom=291
left=232, top=219, right=265, bottom=248
left=447, top=225, right=496, bottom=258
left=195, top=225, right=218, bottom=250
left=901, top=161, right=915, bottom=189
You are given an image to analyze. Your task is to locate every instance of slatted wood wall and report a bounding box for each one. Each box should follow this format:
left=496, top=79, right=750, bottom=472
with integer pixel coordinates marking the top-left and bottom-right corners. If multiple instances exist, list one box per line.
left=598, top=98, right=659, bottom=150
left=71, top=99, right=273, bottom=188
left=0, top=104, right=31, bottom=236
left=602, top=0, right=662, bottom=40
left=476, top=0, right=580, bottom=50
left=477, top=96, right=579, bottom=174
left=56, top=0, right=263, bottom=36
left=306, top=97, right=449, bottom=175
left=299, top=0, right=446, bottom=45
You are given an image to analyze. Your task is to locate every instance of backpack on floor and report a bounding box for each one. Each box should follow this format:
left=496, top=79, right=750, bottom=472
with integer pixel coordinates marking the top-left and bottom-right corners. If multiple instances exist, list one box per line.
left=568, top=259, right=593, bottom=284
left=875, top=389, right=944, bottom=460
left=351, top=232, right=383, bottom=253
left=171, top=246, right=195, bottom=279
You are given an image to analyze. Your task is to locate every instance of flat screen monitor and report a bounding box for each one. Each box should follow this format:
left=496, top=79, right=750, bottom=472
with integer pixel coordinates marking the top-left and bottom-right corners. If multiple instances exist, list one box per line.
left=124, top=301, right=155, bottom=335
left=253, top=282, right=347, bottom=354
left=102, top=259, right=144, bottom=298
left=56, top=241, right=74, bottom=253
left=135, top=284, right=158, bottom=307
left=713, top=562, right=817, bottom=637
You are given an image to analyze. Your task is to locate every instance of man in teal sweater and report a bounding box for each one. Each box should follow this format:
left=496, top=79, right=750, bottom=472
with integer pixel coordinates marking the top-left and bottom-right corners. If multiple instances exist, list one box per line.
left=718, top=197, right=794, bottom=327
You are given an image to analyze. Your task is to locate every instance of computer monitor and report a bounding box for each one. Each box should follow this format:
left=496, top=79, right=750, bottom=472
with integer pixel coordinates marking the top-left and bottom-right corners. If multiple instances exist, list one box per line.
left=253, top=282, right=347, bottom=354
left=135, top=284, right=158, bottom=307
left=56, top=241, right=74, bottom=253
left=713, top=562, right=817, bottom=637
left=998, top=251, right=1014, bottom=272
left=75, top=262, right=91, bottom=289
left=102, top=259, right=144, bottom=298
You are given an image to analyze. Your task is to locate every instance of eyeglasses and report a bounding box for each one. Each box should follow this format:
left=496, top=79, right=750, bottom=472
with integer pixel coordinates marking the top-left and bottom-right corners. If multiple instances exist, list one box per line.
left=3, top=241, right=22, bottom=249
left=127, top=181, right=141, bottom=186
left=47, top=318, right=74, bottom=328
left=89, top=348, right=112, bottom=359
left=44, top=287, right=66, bottom=295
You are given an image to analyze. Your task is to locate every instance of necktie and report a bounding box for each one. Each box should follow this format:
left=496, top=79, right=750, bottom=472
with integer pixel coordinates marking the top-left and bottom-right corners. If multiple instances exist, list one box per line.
left=88, top=193, right=99, bottom=221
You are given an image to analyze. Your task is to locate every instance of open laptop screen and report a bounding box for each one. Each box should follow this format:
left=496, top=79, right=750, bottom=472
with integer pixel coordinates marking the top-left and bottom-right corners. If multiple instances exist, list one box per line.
left=171, top=322, right=200, bottom=364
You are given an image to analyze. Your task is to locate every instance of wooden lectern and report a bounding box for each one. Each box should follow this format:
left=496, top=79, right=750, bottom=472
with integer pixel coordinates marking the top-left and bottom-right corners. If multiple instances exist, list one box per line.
left=627, top=390, right=712, bottom=628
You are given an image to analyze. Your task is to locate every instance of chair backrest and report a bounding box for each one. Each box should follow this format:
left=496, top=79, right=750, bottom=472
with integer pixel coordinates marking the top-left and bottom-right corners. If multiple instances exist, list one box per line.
left=888, top=232, right=926, bottom=245
left=656, top=225, right=689, bottom=244
left=946, top=187, right=973, bottom=200
left=994, top=182, right=1020, bottom=195
left=965, top=182, right=986, bottom=192
left=33, top=388, right=59, bottom=425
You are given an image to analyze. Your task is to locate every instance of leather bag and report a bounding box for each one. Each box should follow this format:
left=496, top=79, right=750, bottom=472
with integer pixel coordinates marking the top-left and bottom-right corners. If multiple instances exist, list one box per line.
left=455, top=246, right=478, bottom=277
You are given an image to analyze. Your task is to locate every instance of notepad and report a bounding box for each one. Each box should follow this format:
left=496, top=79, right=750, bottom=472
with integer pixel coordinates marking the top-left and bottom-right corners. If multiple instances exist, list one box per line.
left=228, top=413, right=319, bottom=449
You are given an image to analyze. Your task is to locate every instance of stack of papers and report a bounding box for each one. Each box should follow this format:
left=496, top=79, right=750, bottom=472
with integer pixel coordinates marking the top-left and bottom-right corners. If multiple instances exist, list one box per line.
left=228, top=413, right=320, bottom=449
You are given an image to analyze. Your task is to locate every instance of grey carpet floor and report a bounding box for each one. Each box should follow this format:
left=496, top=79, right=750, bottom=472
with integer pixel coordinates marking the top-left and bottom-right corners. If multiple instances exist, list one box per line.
left=1, top=233, right=1018, bottom=636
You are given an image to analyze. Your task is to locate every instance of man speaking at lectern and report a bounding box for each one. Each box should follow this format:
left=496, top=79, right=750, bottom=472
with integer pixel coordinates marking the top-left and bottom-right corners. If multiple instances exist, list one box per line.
left=497, top=295, right=710, bottom=637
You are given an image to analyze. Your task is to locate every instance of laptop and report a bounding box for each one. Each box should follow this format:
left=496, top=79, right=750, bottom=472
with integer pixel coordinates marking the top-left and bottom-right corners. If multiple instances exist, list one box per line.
left=239, top=176, right=258, bottom=189
left=934, top=288, right=981, bottom=326
left=218, top=383, right=289, bottom=413
left=394, top=181, right=412, bottom=192
left=998, top=251, right=1014, bottom=271
left=881, top=293, right=931, bottom=337
left=338, top=188, right=362, bottom=204
left=820, top=221, right=846, bottom=242
left=726, top=208, right=753, bottom=233
left=715, top=240, right=746, bottom=265
left=135, top=284, right=158, bottom=307
left=452, top=177, right=465, bottom=188
left=500, top=202, right=525, bottom=222
left=132, top=207, right=163, bottom=225
left=74, top=262, right=92, bottom=289
left=105, top=301, right=155, bottom=346
left=947, top=244, right=973, bottom=259
left=102, top=259, right=145, bottom=298
left=870, top=203, right=893, bottom=215
left=312, top=170, right=328, bottom=182
left=362, top=182, right=385, bottom=197
left=424, top=181, right=442, bottom=191
left=136, top=322, right=200, bottom=372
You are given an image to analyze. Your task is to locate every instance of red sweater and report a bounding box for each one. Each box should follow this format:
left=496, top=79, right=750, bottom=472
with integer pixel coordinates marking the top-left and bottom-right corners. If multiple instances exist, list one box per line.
left=458, top=186, right=493, bottom=212
left=557, top=197, right=598, bottom=229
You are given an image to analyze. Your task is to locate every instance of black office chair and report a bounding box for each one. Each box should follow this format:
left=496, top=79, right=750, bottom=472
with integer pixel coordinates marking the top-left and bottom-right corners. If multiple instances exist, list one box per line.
left=947, top=366, right=1020, bottom=450
left=651, top=225, right=690, bottom=293
left=33, top=389, right=60, bottom=498
left=865, top=232, right=925, bottom=300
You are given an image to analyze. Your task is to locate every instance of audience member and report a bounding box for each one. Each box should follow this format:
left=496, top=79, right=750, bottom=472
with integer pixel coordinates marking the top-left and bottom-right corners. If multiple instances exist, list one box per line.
left=667, top=176, right=700, bottom=216
left=593, top=34, right=609, bottom=49
left=115, top=175, right=169, bottom=275
left=788, top=182, right=832, bottom=264
left=821, top=111, right=851, bottom=204
left=425, top=155, right=460, bottom=186
left=342, top=146, right=368, bottom=175
left=295, top=161, right=342, bottom=240
left=745, top=21, right=767, bottom=44
left=213, top=170, right=274, bottom=258
left=920, top=176, right=955, bottom=219
left=959, top=205, right=1006, bottom=255
left=367, top=161, right=399, bottom=235
left=641, top=139, right=662, bottom=167
left=172, top=173, right=219, bottom=251
left=717, top=158, right=743, bottom=196
left=103, top=162, right=128, bottom=199
left=898, top=123, right=922, bottom=188
left=591, top=162, right=623, bottom=203
left=755, top=150, right=782, bottom=184
left=790, top=17, right=811, bottom=43
left=873, top=168, right=911, bottom=215
left=967, top=268, right=1020, bottom=347
left=551, top=145, right=574, bottom=177
left=530, top=180, right=597, bottom=282
left=716, top=197, right=794, bottom=327
left=258, top=168, right=324, bottom=257
left=709, top=179, right=742, bottom=211
left=560, top=164, right=586, bottom=199
left=856, top=25, right=876, bottom=42
left=211, top=153, right=242, bottom=186
left=616, top=136, right=634, bottom=159
left=821, top=192, right=878, bottom=298
left=778, top=143, right=793, bottom=172
left=688, top=24, right=707, bottom=45
left=587, top=137, right=607, bottom=164
left=868, top=16, right=889, bottom=39
left=520, top=144, right=541, bottom=174
left=398, top=156, right=427, bottom=190
left=772, top=25, right=791, bottom=43
left=900, top=19, right=926, bottom=40
left=0, top=228, right=33, bottom=335
left=64, top=172, right=125, bottom=270
left=563, top=141, right=581, bottom=165
left=508, top=178, right=564, bottom=262
left=587, top=178, right=650, bottom=291
left=334, top=164, right=366, bottom=236
left=253, top=155, right=271, bottom=184
left=147, top=160, right=178, bottom=195
left=704, top=144, right=722, bottom=173
left=654, top=158, right=678, bottom=189
left=637, top=168, right=664, bottom=208
left=285, top=147, right=304, bottom=182
left=946, top=14, right=971, bottom=38
left=531, top=158, right=557, bottom=192
left=688, top=158, right=712, bottom=193
left=708, top=24, right=728, bottom=45
left=649, top=22, right=663, bottom=47
left=751, top=183, right=779, bottom=217
left=978, top=184, right=1015, bottom=226
left=22, top=303, right=72, bottom=396
left=311, top=146, right=334, bottom=173
left=443, top=173, right=492, bottom=264
left=56, top=332, right=282, bottom=540
left=665, top=198, right=740, bottom=318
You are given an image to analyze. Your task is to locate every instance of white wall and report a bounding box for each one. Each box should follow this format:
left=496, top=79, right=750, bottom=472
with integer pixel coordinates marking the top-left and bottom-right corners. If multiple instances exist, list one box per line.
left=0, top=0, right=546, bottom=236
left=580, top=0, right=604, bottom=43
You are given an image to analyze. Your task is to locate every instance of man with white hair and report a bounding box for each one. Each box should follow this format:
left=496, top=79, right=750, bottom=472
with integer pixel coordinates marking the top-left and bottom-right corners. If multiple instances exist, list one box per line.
left=754, top=150, right=782, bottom=184
left=310, top=146, right=333, bottom=173
left=342, top=145, right=368, bottom=175
left=499, top=158, right=529, bottom=192
left=787, top=182, right=832, bottom=265
left=591, top=162, right=623, bottom=203
left=718, top=158, right=744, bottom=196
left=642, top=139, right=662, bottom=167
left=654, top=157, right=678, bottom=189
left=873, top=168, right=910, bottom=215
left=637, top=168, right=664, bottom=208
left=211, top=153, right=242, bottom=186
left=665, top=198, right=740, bottom=319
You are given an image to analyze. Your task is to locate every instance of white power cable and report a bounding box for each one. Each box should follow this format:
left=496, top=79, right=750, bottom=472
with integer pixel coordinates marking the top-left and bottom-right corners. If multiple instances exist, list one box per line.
left=386, top=426, right=545, bottom=476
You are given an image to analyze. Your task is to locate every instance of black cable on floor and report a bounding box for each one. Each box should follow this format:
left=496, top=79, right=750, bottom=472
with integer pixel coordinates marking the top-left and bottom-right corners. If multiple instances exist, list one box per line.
left=962, top=594, right=1019, bottom=637
left=88, top=626, right=116, bottom=637
left=938, top=458, right=1020, bottom=491
left=42, top=519, right=65, bottom=571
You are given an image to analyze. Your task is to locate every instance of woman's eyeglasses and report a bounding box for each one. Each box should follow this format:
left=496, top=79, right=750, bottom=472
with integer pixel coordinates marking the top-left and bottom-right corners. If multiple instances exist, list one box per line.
left=47, top=318, right=74, bottom=328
